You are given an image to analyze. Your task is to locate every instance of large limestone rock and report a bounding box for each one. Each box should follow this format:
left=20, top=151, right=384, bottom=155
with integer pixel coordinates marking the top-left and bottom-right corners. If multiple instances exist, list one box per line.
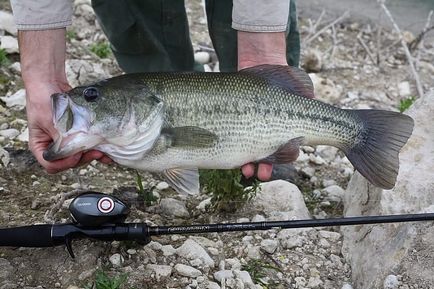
left=341, top=89, right=434, bottom=289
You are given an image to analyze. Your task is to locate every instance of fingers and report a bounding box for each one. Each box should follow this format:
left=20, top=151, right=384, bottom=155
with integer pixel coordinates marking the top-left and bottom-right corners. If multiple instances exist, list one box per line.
left=241, top=162, right=273, bottom=181
left=36, top=151, right=82, bottom=174
left=257, top=163, right=273, bottom=181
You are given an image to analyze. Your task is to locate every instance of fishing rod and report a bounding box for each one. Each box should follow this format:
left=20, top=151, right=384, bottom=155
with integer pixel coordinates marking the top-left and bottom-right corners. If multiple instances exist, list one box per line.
left=1, top=192, right=433, bottom=258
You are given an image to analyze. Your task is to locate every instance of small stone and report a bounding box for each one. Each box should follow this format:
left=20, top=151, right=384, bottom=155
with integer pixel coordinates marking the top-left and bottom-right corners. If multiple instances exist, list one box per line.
left=341, top=284, right=353, bottom=289
left=237, top=217, right=249, bottom=223
left=260, top=239, right=278, bottom=254
left=147, top=241, right=163, bottom=251
left=194, top=51, right=211, bottom=64
left=1, top=89, right=26, bottom=110
left=9, top=62, right=21, bottom=73
left=322, top=179, right=336, bottom=187
left=307, top=276, right=323, bottom=288
left=225, top=258, right=242, bottom=270
left=79, top=169, right=87, bottom=175
left=294, top=277, right=307, bottom=287
left=247, top=246, right=261, bottom=259
left=309, top=154, right=326, bottom=165
left=175, top=264, right=202, bottom=278
left=156, top=181, right=169, bottom=190
left=303, top=49, right=322, bottom=72
left=109, top=253, right=124, bottom=267
left=17, top=127, right=29, bottom=142
left=252, top=214, right=266, bottom=222
left=214, top=270, right=234, bottom=283
left=318, top=230, right=341, bottom=242
left=0, top=129, right=19, bottom=139
left=31, top=200, right=40, bottom=210
left=316, top=145, right=338, bottom=162
left=398, top=81, right=411, bottom=97
left=383, top=275, right=399, bottom=289
left=145, top=264, right=172, bottom=281
left=233, top=270, right=253, bottom=285
left=66, top=286, right=80, bottom=289
left=161, top=245, right=176, bottom=256
left=0, top=11, right=17, bottom=35
left=160, top=198, right=189, bottom=218
left=207, top=281, right=221, bottom=289
left=127, top=249, right=137, bottom=255
left=176, top=239, right=215, bottom=267
left=54, top=283, right=61, bottom=288
left=32, top=181, right=40, bottom=186
left=196, top=197, right=212, bottom=212
left=319, top=238, right=330, bottom=248
left=301, top=166, right=316, bottom=178
left=0, top=35, right=18, bottom=53
left=70, top=183, right=81, bottom=189
left=322, top=185, right=345, bottom=203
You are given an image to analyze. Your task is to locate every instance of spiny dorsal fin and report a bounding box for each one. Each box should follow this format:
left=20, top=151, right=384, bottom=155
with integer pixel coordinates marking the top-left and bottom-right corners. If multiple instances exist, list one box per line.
left=161, top=126, right=218, bottom=148
left=240, top=65, right=315, bottom=99
left=262, top=137, right=305, bottom=164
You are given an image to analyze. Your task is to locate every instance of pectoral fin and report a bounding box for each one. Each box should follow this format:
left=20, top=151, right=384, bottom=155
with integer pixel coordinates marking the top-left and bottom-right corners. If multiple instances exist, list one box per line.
left=163, top=168, right=200, bottom=195
left=161, top=126, right=218, bottom=148
left=262, top=137, right=305, bottom=164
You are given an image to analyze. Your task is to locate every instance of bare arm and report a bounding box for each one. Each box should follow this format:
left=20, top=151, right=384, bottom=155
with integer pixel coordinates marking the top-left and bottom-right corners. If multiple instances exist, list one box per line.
left=237, top=31, right=288, bottom=180
left=19, top=29, right=110, bottom=173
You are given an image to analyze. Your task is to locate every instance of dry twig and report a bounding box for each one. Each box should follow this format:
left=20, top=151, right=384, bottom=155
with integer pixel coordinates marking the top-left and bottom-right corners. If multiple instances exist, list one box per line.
left=304, top=11, right=349, bottom=46
left=357, top=33, right=378, bottom=65
left=409, top=10, right=433, bottom=52
left=44, top=189, right=85, bottom=223
left=378, top=0, right=424, bottom=98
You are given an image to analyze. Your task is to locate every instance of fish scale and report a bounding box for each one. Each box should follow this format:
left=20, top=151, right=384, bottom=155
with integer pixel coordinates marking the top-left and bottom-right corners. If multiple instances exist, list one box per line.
left=46, top=65, right=414, bottom=193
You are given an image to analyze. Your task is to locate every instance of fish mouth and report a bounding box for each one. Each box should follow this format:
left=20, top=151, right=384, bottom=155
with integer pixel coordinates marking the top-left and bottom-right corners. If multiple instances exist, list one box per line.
left=43, top=93, right=101, bottom=161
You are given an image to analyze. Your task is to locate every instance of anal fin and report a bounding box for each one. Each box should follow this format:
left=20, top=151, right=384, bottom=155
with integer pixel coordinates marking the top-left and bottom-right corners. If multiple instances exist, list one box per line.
left=262, top=137, right=305, bottom=164
left=163, top=168, right=200, bottom=195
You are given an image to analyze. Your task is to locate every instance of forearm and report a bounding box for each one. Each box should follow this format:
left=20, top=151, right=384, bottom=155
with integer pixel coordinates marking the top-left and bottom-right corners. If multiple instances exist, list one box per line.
left=237, top=31, right=287, bottom=70
left=19, top=29, right=69, bottom=90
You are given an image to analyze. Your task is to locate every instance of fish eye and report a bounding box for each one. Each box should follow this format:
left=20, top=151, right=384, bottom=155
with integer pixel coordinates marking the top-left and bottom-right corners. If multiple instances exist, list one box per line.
left=83, top=87, right=99, bottom=102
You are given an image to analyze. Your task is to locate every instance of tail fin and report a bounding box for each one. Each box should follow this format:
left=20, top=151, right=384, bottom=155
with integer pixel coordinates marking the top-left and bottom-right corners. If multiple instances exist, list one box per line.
left=345, top=110, right=414, bottom=189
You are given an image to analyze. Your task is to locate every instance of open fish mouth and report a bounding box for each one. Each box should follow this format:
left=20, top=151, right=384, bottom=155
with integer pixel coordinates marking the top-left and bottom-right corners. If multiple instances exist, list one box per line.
left=43, top=93, right=100, bottom=161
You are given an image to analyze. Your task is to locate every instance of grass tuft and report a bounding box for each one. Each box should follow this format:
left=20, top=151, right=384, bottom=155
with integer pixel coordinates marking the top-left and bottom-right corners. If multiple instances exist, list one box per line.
left=84, top=270, right=131, bottom=289
left=0, top=49, right=10, bottom=67
left=90, top=41, right=111, bottom=58
left=399, top=96, right=416, bottom=113
left=200, top=169, right=259, bottom=212
left=136, top=171, right=157, bottom=206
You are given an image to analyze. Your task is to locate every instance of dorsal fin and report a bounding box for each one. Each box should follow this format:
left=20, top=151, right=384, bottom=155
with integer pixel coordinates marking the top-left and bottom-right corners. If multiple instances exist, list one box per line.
left=240, top=65, right=315, bottom=99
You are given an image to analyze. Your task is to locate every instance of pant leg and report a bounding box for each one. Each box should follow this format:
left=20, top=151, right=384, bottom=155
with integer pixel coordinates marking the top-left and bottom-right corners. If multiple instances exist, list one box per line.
left=91, top=0, right=194, bottom=73
left=205, top=0, right=301, bottom=71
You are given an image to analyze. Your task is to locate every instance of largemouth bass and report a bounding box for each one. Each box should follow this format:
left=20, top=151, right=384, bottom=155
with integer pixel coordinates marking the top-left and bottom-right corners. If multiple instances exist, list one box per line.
left=44, top=65, right=414, bottom=194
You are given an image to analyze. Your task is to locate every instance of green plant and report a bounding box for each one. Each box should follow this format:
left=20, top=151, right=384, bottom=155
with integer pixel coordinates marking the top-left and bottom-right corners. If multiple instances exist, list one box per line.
left=84, top=270, right=130, bottom=289
left=399, top=96, right=416, bottom=113
left=136, top=171, right=157, bottom=206
left=90, top=41, right=111, bottom=58
left=66, top=29, right=77, bottom=40
left=199, top=169, right=259, bottom=212
left=242, top=259, right=281, bottom=288
left=0, top=49, right=10, bottom=66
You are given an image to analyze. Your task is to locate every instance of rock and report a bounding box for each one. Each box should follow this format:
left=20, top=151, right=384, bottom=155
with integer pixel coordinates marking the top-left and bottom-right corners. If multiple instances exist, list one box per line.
left=398, top=81, right=411, bottom=97
left=277, top=228, right=310, bottom=249
left=316, top=145, right=338, bottom=162
left=251, top=180, right=310, bottom=219
left=0, top=147, right=10, bottom=166
left=318, top=230, right=341, bottom=242
left=383, top=275, right=399, bottom=289
left=341, top=89, right=434, bottom=288
left=309, top=73, right=342, bottom=104
left=0, top=11, right=17, bottom=35
left=145, top=264, right=172, bottom=281
left=176, top=238, right=215, bottom=267
left=175, top=264, right=202, bottom=278
left=251, top=214, right=266, bottom=222
left=225, top=258, right=242, bottom=270
left=196, top=197, right=212, bottom=212
left=161, top=245, right=176, bottom=256
left=233, top=270, right=254, bottom=286
left=0, top=89, right=26, bottom=110
left=156, top=181, right=169, bottom=190
left=194, top=51, right=211, bottom=64
left=247, top=246, right=261, bottom=259
left=109, top=253, right=124, bottom=267
left=341, top=284, right=353, bottom=289
left=206, top=281, right=221, bottom=289
left=322, top=185, right=345, bottom=203
left=307, top=276, right=323, bottom=288
left=301, top=166, right=316, bottom=178
left=17, top=127, right=29, bottom=142
left=260, top=239, right=278, bottom=254
left=66, top=59, right=110, bottom=87
left=303, top=49, right=322, bottom=72
left=0, top=128, right=20, bottom=139
left=213, top=270, right=233, bottom=283
left=0, top=36, right=18, bottom=53
left=127, top=249, right=137, bottom=255
left=0, top=258, right=14, bottom=278
left=9, top=62, right=21, bottom=73
left=160, top=198, right=189, bottom=218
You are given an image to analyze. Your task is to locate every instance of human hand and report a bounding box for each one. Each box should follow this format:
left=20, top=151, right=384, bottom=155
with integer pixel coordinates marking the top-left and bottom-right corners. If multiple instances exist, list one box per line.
left=26, top=82, right=112, bottom=174
left=238, top=31, right=288, bottom=181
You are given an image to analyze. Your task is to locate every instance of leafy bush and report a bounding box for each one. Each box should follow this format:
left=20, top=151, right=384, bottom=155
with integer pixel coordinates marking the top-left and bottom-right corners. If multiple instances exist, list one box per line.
left=399, top=96, right=416, bottom=112
left=90, top=41, right=111, bottom=58
left=200, top=169, right=259, bottom=212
